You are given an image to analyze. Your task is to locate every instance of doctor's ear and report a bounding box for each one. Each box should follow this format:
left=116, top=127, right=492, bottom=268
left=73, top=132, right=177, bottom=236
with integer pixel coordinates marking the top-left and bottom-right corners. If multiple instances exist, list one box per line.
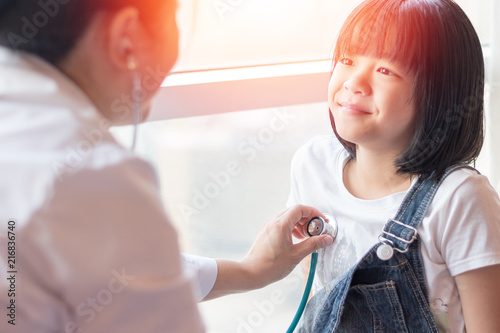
left=121, top=39, right=133, bottom=57
left=106, top=7, right=142, bottom=70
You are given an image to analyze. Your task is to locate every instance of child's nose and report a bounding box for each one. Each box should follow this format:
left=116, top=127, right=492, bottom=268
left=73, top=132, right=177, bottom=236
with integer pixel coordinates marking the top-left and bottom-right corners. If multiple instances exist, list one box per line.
left=343, top=72, right=371, bottom=96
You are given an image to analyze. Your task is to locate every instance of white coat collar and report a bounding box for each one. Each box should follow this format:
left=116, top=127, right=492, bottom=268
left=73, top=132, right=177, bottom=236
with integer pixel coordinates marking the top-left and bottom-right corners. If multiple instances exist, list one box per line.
left=0, top=46, right=105, bottom=125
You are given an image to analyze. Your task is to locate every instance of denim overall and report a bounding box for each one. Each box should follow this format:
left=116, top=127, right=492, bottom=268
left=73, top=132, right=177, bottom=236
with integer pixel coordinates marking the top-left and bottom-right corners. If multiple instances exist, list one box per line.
left=298, top=166, right=474, bottom=333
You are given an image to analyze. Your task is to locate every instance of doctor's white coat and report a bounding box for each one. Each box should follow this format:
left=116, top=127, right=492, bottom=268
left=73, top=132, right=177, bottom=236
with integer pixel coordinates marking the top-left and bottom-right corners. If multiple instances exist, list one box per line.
left=0, top=46, right=212, bottom=332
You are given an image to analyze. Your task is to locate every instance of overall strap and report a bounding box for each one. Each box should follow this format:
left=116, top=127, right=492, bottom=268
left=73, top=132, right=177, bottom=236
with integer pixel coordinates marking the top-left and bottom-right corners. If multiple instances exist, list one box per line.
left=380, top=165, right=478, bottom=254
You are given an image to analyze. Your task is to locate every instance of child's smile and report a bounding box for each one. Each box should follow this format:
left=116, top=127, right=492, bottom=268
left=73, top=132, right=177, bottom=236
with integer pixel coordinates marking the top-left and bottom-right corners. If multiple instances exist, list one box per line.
left=329, top=55, right=417, bottom=155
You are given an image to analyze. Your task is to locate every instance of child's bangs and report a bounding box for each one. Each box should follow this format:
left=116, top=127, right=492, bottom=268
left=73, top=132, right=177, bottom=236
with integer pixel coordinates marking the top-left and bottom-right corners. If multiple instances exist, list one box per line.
left=334, top=0, right=422, bottom=76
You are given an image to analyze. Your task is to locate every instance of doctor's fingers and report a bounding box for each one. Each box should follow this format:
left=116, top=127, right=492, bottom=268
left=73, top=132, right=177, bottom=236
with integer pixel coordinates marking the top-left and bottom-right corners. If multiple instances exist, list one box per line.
left=292, top=223, right=312, bottom=239
left=276, top=205, right=325, bottom=231
left=292, top=234, right=333, bottom=260
left=292, top=228, right=307, bottom=239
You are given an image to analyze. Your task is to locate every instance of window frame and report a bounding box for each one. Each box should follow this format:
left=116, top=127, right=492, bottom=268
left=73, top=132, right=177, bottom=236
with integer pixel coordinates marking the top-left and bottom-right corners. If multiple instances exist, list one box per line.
left=148, top=60, right=332, bottom=120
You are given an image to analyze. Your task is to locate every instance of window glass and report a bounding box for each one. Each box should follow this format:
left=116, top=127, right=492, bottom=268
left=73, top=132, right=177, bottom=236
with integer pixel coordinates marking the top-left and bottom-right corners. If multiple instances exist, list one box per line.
left=113, top=103, right=333, bottom=332
left=173, top=0, right=492, bottom=72
left=174, top=0, right=359, bottom=72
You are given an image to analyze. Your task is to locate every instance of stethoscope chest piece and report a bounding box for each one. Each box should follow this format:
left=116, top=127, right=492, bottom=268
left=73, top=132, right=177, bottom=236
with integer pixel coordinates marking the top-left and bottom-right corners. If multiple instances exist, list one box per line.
left=307, top=214, right=338, bottom=240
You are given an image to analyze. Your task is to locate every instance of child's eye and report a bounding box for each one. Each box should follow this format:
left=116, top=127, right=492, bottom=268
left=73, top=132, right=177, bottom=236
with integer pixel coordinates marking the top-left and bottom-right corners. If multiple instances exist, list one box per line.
left=377, top=67, right=397, bottom=76
left=340, top=58, right=354, bottom=66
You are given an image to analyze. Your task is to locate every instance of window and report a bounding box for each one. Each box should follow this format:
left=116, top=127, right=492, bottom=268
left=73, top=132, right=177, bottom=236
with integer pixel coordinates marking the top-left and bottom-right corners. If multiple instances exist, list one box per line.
left=173, top=0, right=492, bottom=73
left=115, top=103, right=333, bottom=332
left=173, top=0, right=356, bottom=72
left=112, top=1, right=498, bottom=331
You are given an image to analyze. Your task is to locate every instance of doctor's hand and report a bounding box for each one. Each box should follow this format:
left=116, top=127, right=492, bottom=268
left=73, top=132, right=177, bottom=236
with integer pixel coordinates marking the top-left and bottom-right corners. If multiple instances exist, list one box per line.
left=204, top=205, right=333, bottom=300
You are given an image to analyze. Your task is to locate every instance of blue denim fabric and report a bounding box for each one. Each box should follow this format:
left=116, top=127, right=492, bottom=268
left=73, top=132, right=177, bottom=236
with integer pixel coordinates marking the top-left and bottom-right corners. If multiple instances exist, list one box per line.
left=297, top=166, right=475, bottom=333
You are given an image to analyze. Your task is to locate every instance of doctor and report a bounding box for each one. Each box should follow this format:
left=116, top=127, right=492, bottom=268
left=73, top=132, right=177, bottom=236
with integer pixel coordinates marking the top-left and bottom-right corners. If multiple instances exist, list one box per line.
left=0, top=0, right=333, bottom=332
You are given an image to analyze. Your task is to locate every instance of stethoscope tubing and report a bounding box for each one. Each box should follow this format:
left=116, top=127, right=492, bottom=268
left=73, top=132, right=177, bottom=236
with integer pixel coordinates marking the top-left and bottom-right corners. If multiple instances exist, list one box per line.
left=287, top=214, right=338, bottom=332
left=286, top=252, right=318, bottom=333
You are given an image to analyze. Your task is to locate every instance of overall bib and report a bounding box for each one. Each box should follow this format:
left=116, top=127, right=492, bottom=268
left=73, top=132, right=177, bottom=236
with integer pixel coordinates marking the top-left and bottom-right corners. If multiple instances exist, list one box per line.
left=298, top=166, right=473, bottom=333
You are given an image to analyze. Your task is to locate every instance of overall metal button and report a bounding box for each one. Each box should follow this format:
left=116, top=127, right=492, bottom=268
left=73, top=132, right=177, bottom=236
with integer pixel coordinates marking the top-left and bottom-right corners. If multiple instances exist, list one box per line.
left=377, top=243, right=394, bottom=261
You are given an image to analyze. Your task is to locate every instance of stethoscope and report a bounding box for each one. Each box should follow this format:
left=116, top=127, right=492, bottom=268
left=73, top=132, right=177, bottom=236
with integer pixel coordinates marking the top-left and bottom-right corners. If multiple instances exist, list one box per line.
left=287, top=214, right=338, bottom=333
left=306, top=214, right=338, bottom=238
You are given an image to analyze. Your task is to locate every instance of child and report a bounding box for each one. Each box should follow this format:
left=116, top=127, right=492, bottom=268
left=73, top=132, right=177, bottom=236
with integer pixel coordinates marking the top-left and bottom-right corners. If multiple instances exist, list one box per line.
left=287, top=0, right=500, bottom=331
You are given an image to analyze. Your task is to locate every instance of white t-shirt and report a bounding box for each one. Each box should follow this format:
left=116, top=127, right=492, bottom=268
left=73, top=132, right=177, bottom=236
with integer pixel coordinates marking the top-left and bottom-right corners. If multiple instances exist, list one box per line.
left=287, top=135, right=500, bottom=333
left=0, top=46, right=216, bottom=332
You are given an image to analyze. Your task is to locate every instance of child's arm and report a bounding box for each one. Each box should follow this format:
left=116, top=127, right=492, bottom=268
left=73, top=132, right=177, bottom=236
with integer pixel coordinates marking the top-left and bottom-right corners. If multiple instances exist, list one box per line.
left=455, top=264, right=500, bottom=331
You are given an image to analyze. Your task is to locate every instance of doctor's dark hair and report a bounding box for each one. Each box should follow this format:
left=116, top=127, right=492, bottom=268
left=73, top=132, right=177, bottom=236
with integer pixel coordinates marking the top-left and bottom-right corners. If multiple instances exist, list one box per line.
left=329, top=0, right=484, bottom=179
left=0, top=0, right=176, bottom=65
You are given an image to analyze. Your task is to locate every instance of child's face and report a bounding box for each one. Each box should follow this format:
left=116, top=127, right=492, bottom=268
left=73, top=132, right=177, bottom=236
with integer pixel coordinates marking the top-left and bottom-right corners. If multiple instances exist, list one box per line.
left=328, top=55, right=417, bottom=155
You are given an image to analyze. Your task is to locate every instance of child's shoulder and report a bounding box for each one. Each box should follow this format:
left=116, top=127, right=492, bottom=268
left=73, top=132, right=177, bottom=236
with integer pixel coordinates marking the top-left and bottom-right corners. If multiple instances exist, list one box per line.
left=436, top=167, right=499, bottom=207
